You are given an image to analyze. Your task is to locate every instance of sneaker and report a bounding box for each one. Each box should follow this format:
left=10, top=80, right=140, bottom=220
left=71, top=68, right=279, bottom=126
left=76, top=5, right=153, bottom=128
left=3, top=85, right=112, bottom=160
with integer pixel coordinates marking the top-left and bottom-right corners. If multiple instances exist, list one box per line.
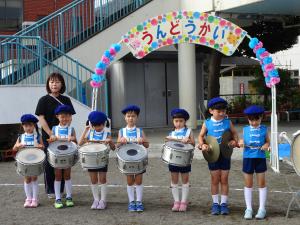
left=179, top=201, right=188, bottom=212
left=244, top=209, right=253, bottom=220
left=128, top=201, right=136, bottom=212
left=136, top=201, right=144, bottom=212
left=91, top=200, right=98, bottom=209
left=30, top=199, right=39, bottom=208
left=211, top=203, right=220, bottom=215
left=220, top=203, right=229, bottom=215
left=171, top=201, right=180, bottom=212
left=97, top=200, right=107, bottom=210
left=24, top=198, right=32, bottom=208
left=65, top=197, right=74, bottom=207
left=47, top=194, right=55, bottom=199
left=54, top=199, right=64, bottom=209
left=255, top=209, right=266, bottom=219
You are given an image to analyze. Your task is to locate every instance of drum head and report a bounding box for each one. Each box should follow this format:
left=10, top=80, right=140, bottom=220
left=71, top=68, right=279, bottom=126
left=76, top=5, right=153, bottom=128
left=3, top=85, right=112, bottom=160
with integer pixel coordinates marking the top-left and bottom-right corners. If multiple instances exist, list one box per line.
left=16, top=148, right=45, bottom=164
left=291, top=133, right=300, bottom=176
left=165, top=141, right=194, bottom=151
left=220, top=131, right=233, bottom=159
left=48, top=141, right=77, bottom=155
left=202, top=136, right=220, bottom=163
left=79, top=143, right=107, bottom=153
left=117, top=143, right=147, bottom=161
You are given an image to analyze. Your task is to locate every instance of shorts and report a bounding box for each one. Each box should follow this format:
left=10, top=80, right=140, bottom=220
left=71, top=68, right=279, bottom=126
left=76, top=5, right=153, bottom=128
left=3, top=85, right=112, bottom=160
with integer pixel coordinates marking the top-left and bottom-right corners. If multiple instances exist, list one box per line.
left=208, top=154, right=231, bottom=171
left=168, top=164, right=191, bottom=173
left=88, top=166, right=108, bottom=172
left=243, top=158, right=267, bottom=174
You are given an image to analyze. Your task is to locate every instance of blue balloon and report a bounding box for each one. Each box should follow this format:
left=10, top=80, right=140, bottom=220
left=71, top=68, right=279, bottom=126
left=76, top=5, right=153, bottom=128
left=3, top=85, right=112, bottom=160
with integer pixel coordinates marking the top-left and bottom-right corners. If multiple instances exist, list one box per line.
left=151, top=42, right=158, bottom=48
left=104, top=50, right=111, bottom=58
left=109, top=55, right=115, bottom=61
left=265, top=77, right=270, bottom=83
left=269, top=69, right=279, bottom=77
left=193, top=12, right=200, bottom=18
left=112, top=43, right=121, bottom=52
left=263, top=57, right=272, bottom=65
left=256, top=48, right=265, bottom=59
left=92, top=73, right=105, bottom=83
left=96, top=61, right=107, bottom=70
left=249, top=38, right=259, bottom=49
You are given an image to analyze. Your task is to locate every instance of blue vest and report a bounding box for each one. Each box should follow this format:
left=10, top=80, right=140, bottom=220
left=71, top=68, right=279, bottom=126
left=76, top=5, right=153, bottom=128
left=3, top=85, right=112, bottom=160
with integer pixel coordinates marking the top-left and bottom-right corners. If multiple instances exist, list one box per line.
left=87, top=129, right=110, bottom=141
left=205, top=118, right=230, bottom=144
left=120, top=127, right=142, bottom=142
left=243, top=125, right=267, bottom=158
left=20, top=133, right=38, bottom=146
left=52, top=125, right=73, bottom=139
left=169, top=127, right=191, bottom=140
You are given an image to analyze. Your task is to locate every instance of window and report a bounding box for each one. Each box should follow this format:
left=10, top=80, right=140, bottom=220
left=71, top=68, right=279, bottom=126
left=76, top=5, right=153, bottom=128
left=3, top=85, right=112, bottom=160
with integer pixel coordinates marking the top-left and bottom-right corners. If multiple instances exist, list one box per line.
left=0, top=0, right=23, bottom=31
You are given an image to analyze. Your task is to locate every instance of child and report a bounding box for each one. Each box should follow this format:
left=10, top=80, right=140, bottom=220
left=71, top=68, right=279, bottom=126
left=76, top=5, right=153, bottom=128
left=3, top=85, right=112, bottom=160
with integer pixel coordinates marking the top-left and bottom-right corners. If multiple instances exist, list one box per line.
left=13, top=114, right=44, bottom=208
left=49, top=105, right=77, bottom=209
left=78, top=111, right=115, bottom=210
left=198, top=97, right=238, bottom=215
left=166, top=108, right=195, bottom=212
left=117, top=105, right=149, bottom=212
left=238, top=105, right=270, bottom=220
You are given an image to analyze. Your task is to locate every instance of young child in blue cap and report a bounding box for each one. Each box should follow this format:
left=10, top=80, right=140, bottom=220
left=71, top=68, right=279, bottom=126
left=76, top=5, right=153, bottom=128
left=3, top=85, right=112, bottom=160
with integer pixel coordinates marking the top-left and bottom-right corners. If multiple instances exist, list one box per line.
left=238, top=105, right=270, bottom=220
left=49, top=105, right=77, bottom=209
left=78, top=111, right=115, bottom=210
left=166, top=108, right=195, bottom=212
left=198, top=97, right=238, bottom=215
left=13, top=114, right=44, bottom=208
left=117, top=104, right=149, bottom=212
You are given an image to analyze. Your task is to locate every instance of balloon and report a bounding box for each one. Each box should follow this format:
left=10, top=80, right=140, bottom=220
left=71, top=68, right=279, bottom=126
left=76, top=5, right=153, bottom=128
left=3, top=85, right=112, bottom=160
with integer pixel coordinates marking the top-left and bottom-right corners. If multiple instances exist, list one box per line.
left=264, top=63, right=275, bottom=72
left=259, top=51, right=270, bottom=59
left=256, top=48, right=266, bottom=59
left=109, top=48, right=117, bottom=56
left=91, top=74, right=105, bottom=83
left=104, top=50, right=111, bottom=58
left=96, top=61, right=107, bottom=70
left=112, top=43, right=121, bottom=52
left=95, top=68, right=105, bottom=75
left=253, top=41, right=263, bottom=53
left=101, top=56, right=110, bottom=65
left=263, top=57, right=272, bottom=65
left=270, top=77, right=280, bottom=85
left=249, top=37, right=259, bottom=49
left=269, top=69, right=279, bottom=77
left=90, top=80, right=103, bottom=88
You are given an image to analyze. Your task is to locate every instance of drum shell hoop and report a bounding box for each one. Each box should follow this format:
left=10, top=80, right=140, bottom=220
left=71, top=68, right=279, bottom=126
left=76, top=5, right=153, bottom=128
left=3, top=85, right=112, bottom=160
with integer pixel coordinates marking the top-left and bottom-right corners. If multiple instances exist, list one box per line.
left=47, top=150, right=78, bottom=169
left=161, top=144, right=194, bottom=167
left=15, top=160, right=45, bottom=176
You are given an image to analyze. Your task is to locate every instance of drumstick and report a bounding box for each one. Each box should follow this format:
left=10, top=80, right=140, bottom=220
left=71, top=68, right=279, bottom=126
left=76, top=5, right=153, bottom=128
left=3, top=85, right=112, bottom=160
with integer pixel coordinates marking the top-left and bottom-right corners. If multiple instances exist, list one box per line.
left=165, top=137, right=193, bottom=144
left=116, top=141, right=149, bottom=144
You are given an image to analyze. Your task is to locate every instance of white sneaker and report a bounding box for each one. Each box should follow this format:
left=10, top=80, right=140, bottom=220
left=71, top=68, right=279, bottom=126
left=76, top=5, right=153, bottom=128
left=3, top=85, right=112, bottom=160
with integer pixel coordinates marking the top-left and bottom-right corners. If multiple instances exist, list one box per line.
left=244, top=209, right=253, bottom=220
left=91, top=200, right=99, bottom=209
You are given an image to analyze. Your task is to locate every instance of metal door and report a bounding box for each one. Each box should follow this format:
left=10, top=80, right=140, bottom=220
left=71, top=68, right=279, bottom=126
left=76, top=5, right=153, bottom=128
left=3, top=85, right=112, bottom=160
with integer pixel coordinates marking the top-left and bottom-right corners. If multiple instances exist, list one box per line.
left=144, top=62, right=167, bottom=127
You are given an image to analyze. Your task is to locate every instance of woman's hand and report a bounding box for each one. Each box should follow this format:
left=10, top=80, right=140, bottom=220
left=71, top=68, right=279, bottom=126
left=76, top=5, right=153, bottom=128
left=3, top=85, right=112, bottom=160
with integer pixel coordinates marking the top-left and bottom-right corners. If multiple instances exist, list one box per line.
left=48, top=135, right=57, bottom=143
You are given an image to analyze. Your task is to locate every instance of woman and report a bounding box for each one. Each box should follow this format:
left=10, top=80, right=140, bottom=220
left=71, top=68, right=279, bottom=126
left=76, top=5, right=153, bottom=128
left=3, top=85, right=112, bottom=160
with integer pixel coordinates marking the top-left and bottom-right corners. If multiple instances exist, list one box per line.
left=35, top=72, right=76, bottom=198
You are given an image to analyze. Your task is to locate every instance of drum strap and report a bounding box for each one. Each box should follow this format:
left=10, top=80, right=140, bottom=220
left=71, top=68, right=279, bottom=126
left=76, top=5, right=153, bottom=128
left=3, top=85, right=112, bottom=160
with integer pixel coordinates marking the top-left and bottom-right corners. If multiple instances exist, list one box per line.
left=170, top=128, right=191, bottom=139
left=54, top=126, right=73, bottom=138
left=89, top=129, right=108, bottom=141
left=122, top=127, right=142, bottom=141
left=20, top=133, right=38, bottom=146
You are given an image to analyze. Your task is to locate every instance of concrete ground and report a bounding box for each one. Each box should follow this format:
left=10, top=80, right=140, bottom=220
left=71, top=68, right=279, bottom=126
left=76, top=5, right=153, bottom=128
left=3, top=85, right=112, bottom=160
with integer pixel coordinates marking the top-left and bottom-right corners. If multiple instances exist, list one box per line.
left=1, top=121, right=300, bottom=225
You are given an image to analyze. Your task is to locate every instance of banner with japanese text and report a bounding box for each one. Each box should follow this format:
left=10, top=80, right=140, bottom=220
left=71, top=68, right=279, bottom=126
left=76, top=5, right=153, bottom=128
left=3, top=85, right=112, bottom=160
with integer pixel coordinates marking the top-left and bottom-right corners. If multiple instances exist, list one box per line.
left=122, top=11, right=247, bottom=59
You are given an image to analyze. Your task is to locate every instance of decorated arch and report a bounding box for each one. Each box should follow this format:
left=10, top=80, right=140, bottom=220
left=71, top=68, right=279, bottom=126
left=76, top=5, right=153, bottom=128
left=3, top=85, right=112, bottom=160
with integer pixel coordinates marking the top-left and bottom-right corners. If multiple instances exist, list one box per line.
left=90, top=11, right=280, bottom=172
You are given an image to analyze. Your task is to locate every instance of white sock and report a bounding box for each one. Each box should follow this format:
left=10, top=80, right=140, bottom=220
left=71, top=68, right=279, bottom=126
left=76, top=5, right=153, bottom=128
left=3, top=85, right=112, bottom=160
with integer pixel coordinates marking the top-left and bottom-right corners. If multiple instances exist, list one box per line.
left=221, top=195, right=228, bottom=204
left=54, top=181, right=61, bottom=200
left=244, top=187, right=253, bottom=210
left=171, top=183, right=180, bottom=202
left=212, top=194, right=219, bottom=204
left=32, top=180, right=39, bottom=200
left=127, top=185, right=135, bottom=203
left=91, top=184, right=99, bottom=201
left=65, top=179, right=72, bottom=198
left=136, top=185, right=143, bottom=202
left=181, top=183, right=189, bottom=202
left=100, top=183, right=107, bottom=202
left=259, top=187, right=267, bottom=211
left=24, top=182, right=33, bottom=199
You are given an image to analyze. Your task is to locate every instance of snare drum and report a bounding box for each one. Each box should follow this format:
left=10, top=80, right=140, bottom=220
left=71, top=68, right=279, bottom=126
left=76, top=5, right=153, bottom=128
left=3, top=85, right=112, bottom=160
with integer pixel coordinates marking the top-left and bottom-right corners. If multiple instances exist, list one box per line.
left=15, top=148, right=46, bottom=176
left=79, top=143, right=109, bottom=169
left=162, top=141, right=194, bottom=167
left=47, top=141, right=78, bottom=169
left=116, top=143, right=148, bottom=174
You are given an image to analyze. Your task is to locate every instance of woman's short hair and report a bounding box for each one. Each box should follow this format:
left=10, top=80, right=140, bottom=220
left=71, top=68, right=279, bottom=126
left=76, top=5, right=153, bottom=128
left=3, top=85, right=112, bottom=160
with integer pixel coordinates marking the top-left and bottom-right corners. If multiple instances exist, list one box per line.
left=46, top=72, right=66, bottom=94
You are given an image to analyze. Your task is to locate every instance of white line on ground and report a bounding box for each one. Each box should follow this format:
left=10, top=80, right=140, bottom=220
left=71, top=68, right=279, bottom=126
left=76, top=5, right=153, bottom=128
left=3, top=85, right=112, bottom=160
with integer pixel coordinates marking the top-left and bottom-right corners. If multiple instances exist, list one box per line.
left=0, top=183, right=297, bottom=194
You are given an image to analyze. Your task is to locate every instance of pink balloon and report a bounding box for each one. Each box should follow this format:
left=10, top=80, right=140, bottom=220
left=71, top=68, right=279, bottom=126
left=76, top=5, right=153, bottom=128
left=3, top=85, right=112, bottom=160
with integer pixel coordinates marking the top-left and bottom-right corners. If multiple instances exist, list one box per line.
left=95, top=68, right=105, bottom=75
left=259, top=51, right=270, bottom=59
left=109, top=48, right=117, bottom=56
left=263, top=72, right=269, bottom=77
left=266, top=82, right=272, bottom=88
left=101, top=56, right=110, bottom=65
left=253, top=42, right=263, bottom=53
left=270, top=77, right=280, bottom=85
left=90, top=80, right=103, bottom=88
left=264, top=63, right=275, bottom=72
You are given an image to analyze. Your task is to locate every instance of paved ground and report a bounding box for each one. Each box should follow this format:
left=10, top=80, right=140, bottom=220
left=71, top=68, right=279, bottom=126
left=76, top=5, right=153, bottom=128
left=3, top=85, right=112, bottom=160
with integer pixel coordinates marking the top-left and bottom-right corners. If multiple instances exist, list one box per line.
left=1, top=121, right=300, bottom=225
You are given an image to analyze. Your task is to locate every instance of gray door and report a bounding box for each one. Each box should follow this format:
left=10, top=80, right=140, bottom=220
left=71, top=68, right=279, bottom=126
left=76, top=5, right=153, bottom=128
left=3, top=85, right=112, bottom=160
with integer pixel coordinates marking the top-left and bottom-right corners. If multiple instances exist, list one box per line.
left=166, top=62, right=179, bottom=126
left=144, top=62, right=167, bottom=127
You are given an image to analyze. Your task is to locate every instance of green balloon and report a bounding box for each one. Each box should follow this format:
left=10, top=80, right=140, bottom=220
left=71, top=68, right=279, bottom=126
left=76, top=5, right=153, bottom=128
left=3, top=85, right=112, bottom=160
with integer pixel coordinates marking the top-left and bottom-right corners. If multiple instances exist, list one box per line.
left=137, top=24, right=144, bottom=31
left=208, top=16, right=214, bottom=23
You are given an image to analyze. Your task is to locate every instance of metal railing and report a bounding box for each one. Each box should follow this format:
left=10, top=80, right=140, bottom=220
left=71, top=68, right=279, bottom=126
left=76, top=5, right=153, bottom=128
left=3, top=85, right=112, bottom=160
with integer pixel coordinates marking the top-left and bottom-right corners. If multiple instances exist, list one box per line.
left=1, top=0, right=151, bottom=52
left=0, top=35, right=107, bottom=111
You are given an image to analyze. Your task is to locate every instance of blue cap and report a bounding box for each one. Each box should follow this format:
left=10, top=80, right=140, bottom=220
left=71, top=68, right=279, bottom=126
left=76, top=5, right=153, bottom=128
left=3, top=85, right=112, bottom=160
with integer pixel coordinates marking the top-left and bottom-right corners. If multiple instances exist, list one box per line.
left=171, top=108, right=190, bottom=120
left=20, top=114, right=38, bottom=123
left=244, top=105, right=265, bottom=115
left=54, top=105, right=74, bottom=115
left=207, top=97, right=227, bottom=108
left=88, top=111, right=107, bottom=125
left=121, top=104, right=140, bottom=115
